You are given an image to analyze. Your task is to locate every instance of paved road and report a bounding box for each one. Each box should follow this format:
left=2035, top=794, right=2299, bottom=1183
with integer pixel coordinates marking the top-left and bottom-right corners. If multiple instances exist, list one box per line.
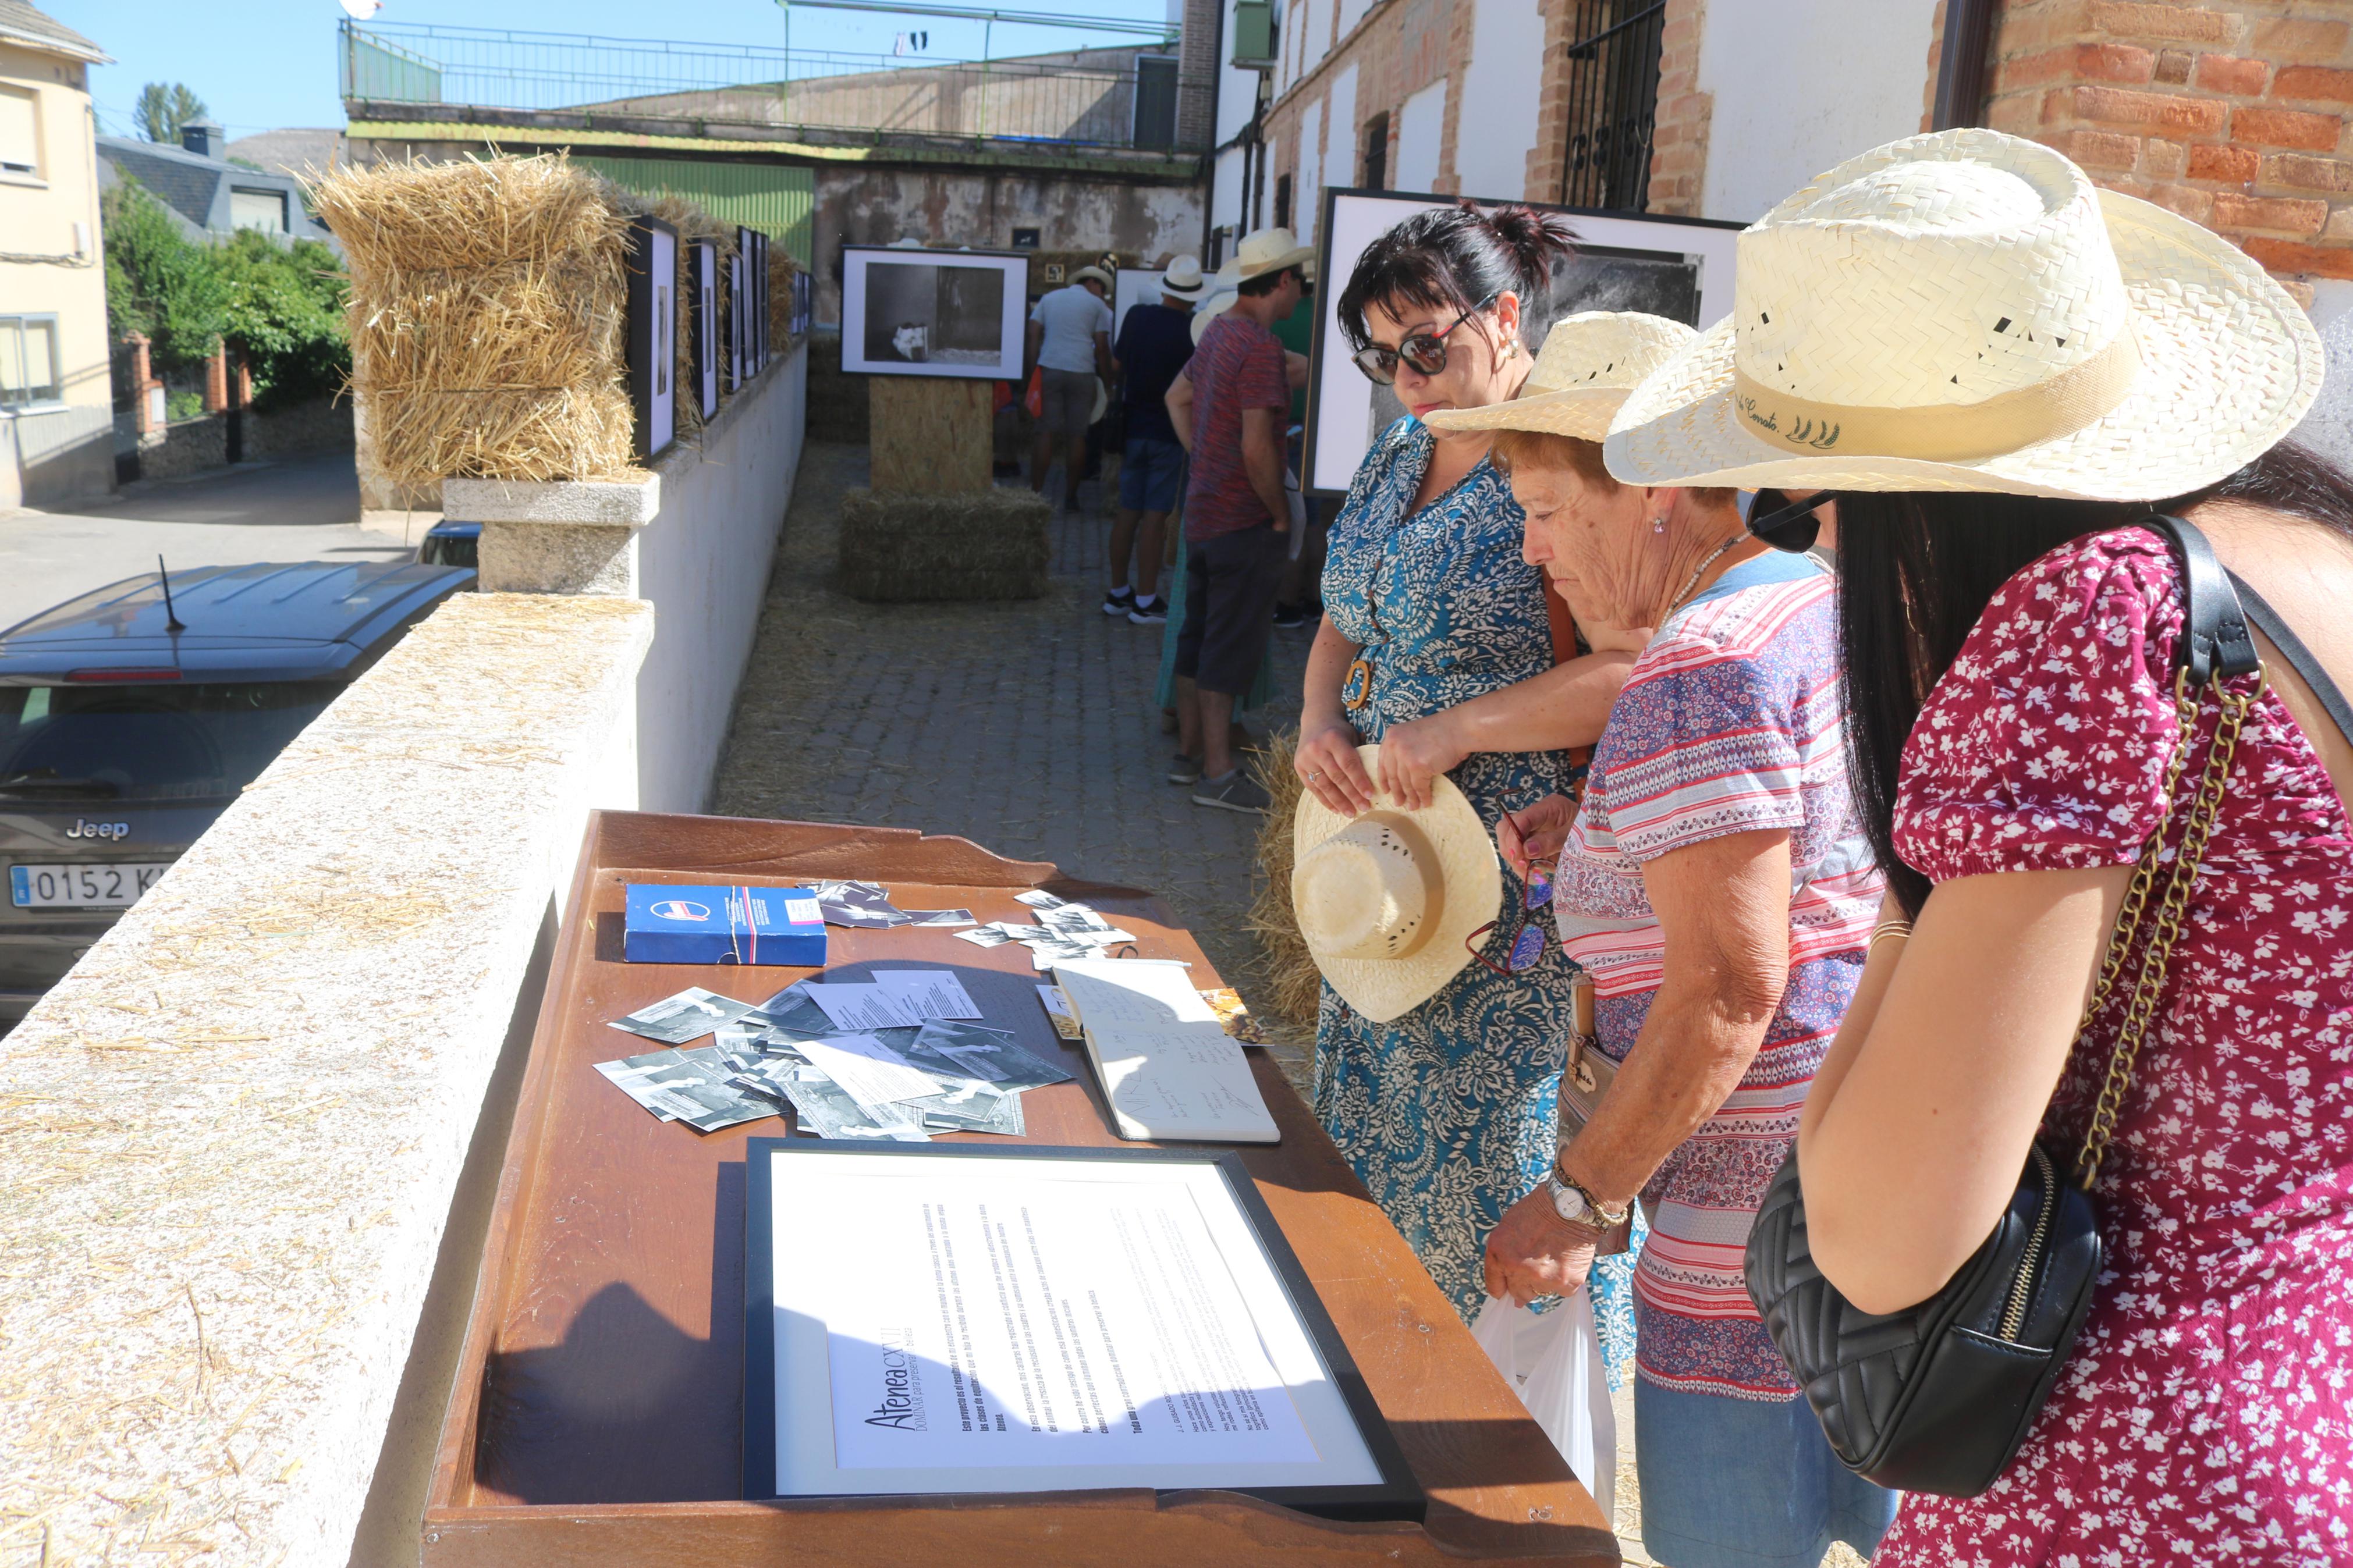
left=0, top=453, right=418, bottom=630
left=713, top=442, right=1315, bottom=1071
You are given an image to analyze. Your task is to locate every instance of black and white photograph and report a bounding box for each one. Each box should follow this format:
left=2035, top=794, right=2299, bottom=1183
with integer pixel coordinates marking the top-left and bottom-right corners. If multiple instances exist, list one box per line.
left=624, top=212, right=678, bottom=461
left=686, top=239, right=719, bottom=421
left=1303, top=189, right=1741, bottom=496
left=840, top=246, right=1029, bottom=381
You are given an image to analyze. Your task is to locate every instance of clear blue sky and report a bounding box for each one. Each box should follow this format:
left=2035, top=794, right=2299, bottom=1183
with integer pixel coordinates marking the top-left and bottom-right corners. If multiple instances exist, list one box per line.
left=45, top=0, right=1173, bottom=140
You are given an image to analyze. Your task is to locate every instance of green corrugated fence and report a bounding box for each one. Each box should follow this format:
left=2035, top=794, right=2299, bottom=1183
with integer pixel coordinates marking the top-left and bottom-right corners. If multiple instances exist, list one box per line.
left=578, top=156, right=815, bottom=267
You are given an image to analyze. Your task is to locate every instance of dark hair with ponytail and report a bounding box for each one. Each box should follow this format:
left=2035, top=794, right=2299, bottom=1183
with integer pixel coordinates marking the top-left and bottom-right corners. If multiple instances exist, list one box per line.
left=1337, top=202, right=1578, bottom=355
left=1836, top=441, right=2353, bottom=916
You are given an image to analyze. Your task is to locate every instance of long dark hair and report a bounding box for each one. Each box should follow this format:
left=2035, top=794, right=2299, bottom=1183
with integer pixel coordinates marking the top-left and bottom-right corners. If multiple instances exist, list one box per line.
left=1839, top=442, right=2353, bottom=915
left=1336, top=202, right=1578, bottom=355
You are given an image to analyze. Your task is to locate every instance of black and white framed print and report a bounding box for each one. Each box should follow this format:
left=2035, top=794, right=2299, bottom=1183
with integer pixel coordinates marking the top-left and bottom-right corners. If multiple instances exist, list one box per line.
left=839, top=246, right=1030, bottom=381
left=686, top=239, right=719, bottom=421
left=624, top=212, right=679, bottom=461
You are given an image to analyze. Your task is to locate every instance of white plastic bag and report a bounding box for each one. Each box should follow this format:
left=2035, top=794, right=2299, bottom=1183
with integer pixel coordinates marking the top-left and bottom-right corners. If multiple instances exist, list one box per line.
left=1471, top=1293, right=1617, bottom=1523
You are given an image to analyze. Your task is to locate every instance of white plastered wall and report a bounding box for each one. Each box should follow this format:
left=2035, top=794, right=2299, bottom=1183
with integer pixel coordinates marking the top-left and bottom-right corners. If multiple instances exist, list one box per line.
left=1455, top=0, right=1546, bottom=201
left=1694, top=0, right=1942, bottom=225
left=1295, top=93, right=1324, bottom=242
left=1395, top=79, right=1445, bottom=195
left=1325, top=62, right=1358, bottom=202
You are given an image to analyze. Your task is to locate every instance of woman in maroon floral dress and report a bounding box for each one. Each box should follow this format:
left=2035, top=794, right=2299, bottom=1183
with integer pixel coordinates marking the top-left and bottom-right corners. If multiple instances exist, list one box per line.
left=1602, top=127, right=2352, bottom=1564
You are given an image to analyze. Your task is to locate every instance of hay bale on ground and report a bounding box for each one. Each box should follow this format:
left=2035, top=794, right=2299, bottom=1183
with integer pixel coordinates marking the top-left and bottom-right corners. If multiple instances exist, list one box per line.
left=837, top=488, right=1050, bottom=601
left=308, top=153, right=637, bottom=486
left=1246, top=730, right=1324, bottom=1028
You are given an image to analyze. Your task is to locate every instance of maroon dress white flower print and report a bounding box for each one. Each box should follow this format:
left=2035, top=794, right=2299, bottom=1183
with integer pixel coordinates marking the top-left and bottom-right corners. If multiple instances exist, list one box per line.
left=1873, top=528, right=2353, bottom=1567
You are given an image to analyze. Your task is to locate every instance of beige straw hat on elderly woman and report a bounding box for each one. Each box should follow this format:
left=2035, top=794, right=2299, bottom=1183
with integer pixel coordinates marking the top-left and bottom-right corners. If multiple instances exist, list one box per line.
left=1605, top=127, right=2323, bottom=500
left=1293, top=744, right=1502, bottom=1023
left=1422, top=311, right=1698, bottom=439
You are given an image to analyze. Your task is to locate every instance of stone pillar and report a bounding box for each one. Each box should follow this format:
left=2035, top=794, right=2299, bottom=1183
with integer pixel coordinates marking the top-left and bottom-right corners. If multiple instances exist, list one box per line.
left=443, top=473, right=662, bottom=596
left=1645, top=0, right=1712, bottom=218
left=201, top=343, right=229, bottom=414
left=125, top=335, right=163, bottom=437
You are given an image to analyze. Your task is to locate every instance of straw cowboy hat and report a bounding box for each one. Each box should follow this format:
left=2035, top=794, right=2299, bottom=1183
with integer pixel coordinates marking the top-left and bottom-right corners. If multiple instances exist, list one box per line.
left=1070, top=265, right=1115, bottom=293
left=1293, top=744, right=1502, bottom=1023
left=1216, top=226, right=1317, bottom=287
left=1422, top=312, right=1698, bottom=439
left=1192, top=289, right=1238, bottom=345
left=1159, top=254, right=1209, bottom=301
left=1605, top=127, right=2323, bottom=501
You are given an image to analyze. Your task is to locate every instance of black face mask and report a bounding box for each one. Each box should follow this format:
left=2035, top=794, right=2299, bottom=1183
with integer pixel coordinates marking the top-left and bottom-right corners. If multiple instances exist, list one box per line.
left=1745, top=490, right=1840, bottom=552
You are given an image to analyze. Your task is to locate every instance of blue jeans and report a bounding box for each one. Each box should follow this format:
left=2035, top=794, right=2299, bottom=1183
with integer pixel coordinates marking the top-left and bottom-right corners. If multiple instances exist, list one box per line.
left=1119, top=435, right=1184, bottom=512
left=1635, top=1379, right=1899, bottom=1568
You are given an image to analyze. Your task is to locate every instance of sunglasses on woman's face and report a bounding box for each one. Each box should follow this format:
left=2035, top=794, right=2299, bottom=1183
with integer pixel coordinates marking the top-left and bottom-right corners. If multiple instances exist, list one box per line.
left=1350, top=293, right=1500, bottom=386
left=1465, top=854, right=1556, bottom=977
left=1745, top=489, right=1839, bottom=553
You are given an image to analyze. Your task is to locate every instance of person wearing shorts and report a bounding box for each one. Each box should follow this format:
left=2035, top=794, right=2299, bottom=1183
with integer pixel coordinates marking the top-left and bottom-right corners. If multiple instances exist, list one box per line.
left=1164, top=227, right=1312, bottom=813
left=1025, top=267, right=1113, bottom=512
left=1103, top=255, right=1207, bottom=622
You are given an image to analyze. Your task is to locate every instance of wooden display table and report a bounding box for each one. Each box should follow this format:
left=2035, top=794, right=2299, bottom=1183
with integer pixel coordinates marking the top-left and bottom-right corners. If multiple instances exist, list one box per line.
left=421, top=810, right=1617, bottom=1566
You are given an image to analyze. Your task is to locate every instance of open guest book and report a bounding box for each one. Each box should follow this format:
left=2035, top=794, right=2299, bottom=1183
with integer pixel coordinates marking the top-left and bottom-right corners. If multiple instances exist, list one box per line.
left=1052, top=958, right=1279, bottom=1143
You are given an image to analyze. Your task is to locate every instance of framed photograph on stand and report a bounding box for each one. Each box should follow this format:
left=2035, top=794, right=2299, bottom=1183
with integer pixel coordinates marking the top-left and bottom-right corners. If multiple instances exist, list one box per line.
left=1301, top=187, right=1742, bottom=497
left=686, top=239, right=719, bottom=421
left=791, top=269, right=812, bottom=339
left=746, top=1140, right=1424, bottom=1521
left=754, top=231, right=770, bottom=372
left=839, top=246, right=1030, bottom=381
left=624, top=212, right=678, bottom=461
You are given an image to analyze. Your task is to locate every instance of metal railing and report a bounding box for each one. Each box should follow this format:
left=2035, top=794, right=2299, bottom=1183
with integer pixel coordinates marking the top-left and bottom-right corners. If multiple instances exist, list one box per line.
left=339, top=19, right=1184, bottom=151
left=1556, top=1, right=1665, bottom=211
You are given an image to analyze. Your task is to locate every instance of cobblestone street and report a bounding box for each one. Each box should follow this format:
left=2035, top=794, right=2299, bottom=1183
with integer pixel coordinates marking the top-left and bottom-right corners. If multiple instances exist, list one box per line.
left=712, top=442, right=1314, bottom=1076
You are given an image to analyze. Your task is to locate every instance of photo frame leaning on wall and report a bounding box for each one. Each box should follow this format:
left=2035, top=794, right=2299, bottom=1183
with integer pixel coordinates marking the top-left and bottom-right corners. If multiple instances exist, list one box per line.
left=624, top=213, right=679, bottom=462
left=686, top=240, right=719, bottom=421
left=840, top=246, right=1031, bottom=381
left=1302, top=188, right=1743, bottom=497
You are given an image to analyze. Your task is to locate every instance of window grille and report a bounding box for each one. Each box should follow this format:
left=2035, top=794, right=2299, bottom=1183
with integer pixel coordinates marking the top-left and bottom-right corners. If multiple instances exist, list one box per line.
left=1556, top=0, right=1664, bottom=212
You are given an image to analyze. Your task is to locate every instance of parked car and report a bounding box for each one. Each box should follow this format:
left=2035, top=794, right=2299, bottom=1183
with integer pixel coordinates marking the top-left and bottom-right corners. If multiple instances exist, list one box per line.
left=0, top=561, right=474, bottom=1023
left=417, top=520, right=481, bottom=570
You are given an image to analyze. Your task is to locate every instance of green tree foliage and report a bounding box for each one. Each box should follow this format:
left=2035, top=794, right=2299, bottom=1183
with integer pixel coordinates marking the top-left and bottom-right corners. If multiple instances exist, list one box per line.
left=134, top=82, right=209, bottom=145
left=102, top=179, right=350, bottom=412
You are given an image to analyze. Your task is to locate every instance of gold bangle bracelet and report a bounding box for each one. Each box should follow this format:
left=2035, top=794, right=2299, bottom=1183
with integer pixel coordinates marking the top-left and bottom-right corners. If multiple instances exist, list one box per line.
left=1867, top=919, right=1914, bottom=955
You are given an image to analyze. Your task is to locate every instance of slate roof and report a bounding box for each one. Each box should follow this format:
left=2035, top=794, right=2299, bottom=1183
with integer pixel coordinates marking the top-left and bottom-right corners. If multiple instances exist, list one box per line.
left=0, top=0, right=108, bottom=63
left=97, top=136, right=224, bottom=231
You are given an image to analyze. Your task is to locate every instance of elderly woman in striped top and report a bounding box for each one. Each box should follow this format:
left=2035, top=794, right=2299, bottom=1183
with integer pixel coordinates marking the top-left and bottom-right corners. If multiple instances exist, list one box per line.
left=1439, top=317, right=1895, bottom=1568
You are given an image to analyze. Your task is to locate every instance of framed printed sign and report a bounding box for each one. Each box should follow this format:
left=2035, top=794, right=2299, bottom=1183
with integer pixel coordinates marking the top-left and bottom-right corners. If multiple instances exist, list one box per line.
left=746, top=1141, right=1423, bottom=1520
left=839, top=246, right=1031, bottom=381
left=1301, top=187, right=1742, bottom=497
left=624, top=213, right=678, bottom=461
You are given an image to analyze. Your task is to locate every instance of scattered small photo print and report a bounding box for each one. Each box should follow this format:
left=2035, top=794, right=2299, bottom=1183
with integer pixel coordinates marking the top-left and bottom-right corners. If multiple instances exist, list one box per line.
left=610, top=986, right=763, bottom=1046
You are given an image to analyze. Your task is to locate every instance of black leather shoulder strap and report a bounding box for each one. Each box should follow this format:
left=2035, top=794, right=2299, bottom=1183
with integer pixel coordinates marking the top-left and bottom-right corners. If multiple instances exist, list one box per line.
left=2228, top=570, right=2353, bottom=750
left=2145, top=515, right=2262, bottom=686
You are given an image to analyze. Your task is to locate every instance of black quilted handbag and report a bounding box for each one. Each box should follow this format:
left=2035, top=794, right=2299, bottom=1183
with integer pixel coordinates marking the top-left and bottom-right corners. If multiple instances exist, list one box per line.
left=1743, top=515, right=2263, bottom=1498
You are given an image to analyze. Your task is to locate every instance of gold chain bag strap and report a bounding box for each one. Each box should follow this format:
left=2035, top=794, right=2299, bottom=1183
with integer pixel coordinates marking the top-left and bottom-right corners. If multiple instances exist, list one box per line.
left=1741, top=514, right=2263, bottom=1498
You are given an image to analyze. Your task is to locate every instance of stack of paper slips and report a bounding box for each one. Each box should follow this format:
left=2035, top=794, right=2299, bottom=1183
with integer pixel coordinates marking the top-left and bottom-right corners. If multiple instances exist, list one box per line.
left=952, top=889, right=1140, bottom=970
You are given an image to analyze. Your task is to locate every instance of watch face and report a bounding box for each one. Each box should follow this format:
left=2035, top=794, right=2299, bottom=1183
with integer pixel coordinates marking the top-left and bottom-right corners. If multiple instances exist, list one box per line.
left=1548, top=1178, right=1588, bottom=1223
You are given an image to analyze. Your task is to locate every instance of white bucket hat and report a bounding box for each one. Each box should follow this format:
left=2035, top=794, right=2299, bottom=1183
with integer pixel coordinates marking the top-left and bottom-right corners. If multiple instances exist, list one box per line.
left=1292, top=744, right=1502, bottom=1023
left=1605, top=127, right=2323, bottom=500
left=1070, top=264, right=1114, bottom=294
left=1159, top=254, right=1209, bottom=300
left=1423, top=312, right=1698, bottom=439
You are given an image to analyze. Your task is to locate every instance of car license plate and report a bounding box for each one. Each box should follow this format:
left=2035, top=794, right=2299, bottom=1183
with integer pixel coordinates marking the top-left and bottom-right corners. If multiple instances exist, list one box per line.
left=9, top=862, right=173, bottom=909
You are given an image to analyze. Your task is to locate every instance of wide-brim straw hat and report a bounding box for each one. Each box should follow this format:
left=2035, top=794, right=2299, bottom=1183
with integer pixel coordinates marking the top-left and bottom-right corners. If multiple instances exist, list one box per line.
left=1220, top=226, right=1317, bottom=285
left=1192, top=289, right=1238, bottom=345
left=1070, top=265, right=1115, bottom=293
left=1424, top=312, right=1698, bottom=439
left=1605, top=127, right=2323, bottom=500
left=1159, top=254, right=1209, bottom=300
left=1292, top=744, right=1501, bottom=1023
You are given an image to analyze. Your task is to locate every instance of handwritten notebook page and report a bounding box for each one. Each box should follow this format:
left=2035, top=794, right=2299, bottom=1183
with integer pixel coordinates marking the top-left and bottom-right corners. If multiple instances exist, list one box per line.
left=1053, top=959, right=1277, bottom=1143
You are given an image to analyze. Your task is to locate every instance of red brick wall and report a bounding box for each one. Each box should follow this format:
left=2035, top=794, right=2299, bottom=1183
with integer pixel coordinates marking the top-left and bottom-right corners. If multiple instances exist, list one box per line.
left=1982, top=0, right=2353, bottom=304
left=1645, top=0, right=1712, bottom=216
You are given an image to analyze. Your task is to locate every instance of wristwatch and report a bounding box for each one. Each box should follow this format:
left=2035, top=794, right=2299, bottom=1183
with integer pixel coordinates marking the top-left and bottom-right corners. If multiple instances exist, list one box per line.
left=1547, top=1163, right=1631, bottom=1229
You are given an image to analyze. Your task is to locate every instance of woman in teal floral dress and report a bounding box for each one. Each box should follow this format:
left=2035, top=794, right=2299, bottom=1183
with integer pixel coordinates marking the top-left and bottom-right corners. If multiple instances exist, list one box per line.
left=1297, top=204, right=1642, bottom=1377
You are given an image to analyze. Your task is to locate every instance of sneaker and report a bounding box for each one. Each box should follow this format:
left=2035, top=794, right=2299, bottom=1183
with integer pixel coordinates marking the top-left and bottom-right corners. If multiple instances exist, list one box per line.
left=1127, top=598, right=1167, bottom=625
left=1101, top=587, right=1135, bottom=617
left=1272, top=601, right=1308, bottom=630
left=1166, top=752, right=1203, bottom=786
left=1192, top=769, right=1271, bottom=814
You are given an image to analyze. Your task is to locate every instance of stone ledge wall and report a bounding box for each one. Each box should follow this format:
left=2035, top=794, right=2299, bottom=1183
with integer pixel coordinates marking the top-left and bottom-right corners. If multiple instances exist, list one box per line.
left=0, top=592, right=651, bottom=1568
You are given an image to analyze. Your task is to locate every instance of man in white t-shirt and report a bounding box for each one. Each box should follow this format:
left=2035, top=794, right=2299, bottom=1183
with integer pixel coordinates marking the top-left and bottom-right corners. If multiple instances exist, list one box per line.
left=1024, top=266, right=1113, bottom=511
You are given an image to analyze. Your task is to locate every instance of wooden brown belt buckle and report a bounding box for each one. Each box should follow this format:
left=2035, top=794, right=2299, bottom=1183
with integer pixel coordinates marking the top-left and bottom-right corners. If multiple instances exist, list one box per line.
left=1340, top=656, right=1374, bottom=712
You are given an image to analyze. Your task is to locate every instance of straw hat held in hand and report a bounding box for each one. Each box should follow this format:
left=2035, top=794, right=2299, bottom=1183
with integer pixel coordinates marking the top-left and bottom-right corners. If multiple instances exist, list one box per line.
left=1292, top=744, right=1502, bottom=1022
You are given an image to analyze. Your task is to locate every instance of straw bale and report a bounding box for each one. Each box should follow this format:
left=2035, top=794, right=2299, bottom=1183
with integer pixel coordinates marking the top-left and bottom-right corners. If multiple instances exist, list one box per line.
left=308, top=153, right=638, bottom=485
left=769, top=241, right=802, bottom=353
left=836, top=487, right=1049, bottom=600
left=1245, top=729, right=1323, bottom=1026
left=868, top=375, right=992, bottom=494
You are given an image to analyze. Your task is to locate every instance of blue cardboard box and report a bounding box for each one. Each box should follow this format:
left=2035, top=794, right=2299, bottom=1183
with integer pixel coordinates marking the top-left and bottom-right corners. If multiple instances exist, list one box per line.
left=623, top=883, right=826, bottom=966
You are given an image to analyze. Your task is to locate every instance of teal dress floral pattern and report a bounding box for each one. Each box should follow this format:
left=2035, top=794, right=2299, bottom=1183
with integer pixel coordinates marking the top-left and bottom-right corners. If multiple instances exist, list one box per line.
left=1311, top=417, right=1639, bottom=1384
